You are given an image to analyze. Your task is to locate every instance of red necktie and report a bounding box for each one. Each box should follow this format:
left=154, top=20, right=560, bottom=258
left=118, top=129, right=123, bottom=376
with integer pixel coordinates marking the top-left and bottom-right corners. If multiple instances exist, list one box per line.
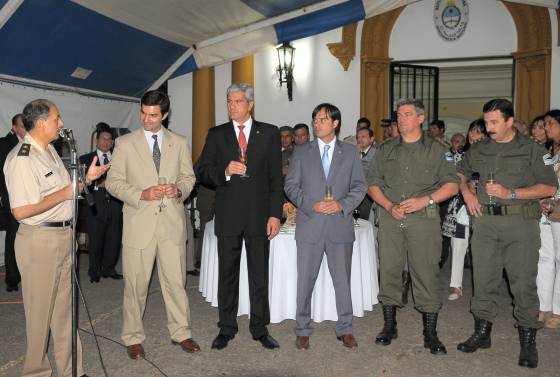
left=238, top=125, right=247, bottom=151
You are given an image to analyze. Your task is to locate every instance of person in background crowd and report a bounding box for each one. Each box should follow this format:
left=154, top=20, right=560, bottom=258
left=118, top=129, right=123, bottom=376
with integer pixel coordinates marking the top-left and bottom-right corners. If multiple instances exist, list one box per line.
left=293, top=123, right=310, bottom=145
left=106, top=90, right=200, bottom=359
left=356, top=127, right=376, bottom=220
left=513, top=118, right=530, bottom=136
left=428, top=120, right=450, bottom=147
left=368, top=98, right=459, bottom=355
left=381, top=113, right=399, bottom=141
left=531, top=115, right=547, bottom=145
left=450, top=133, right=466, bottom=154
left=5, top=99, right=108, bottom=377
left=343, top=117, right=371, bottom=147
left=280, top=126, right=294, bottom=177
left=457, top=99, right=557, bottom=369
left=79, top=123, right=123, bottom=283
left=443, top=120, right=488, bottom=301
left=285, top=103, right=366, bottom=350
left=0, top=113, right=26, bottom=292
left=196, top=83, right=283, bottom=350
left=537, top=109, right=560, bottom=329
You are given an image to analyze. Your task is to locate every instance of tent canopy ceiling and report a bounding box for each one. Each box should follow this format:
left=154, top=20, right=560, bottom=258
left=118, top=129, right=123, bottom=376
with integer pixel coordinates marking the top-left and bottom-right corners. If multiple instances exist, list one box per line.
left=0, top=0, right=556, bottom=99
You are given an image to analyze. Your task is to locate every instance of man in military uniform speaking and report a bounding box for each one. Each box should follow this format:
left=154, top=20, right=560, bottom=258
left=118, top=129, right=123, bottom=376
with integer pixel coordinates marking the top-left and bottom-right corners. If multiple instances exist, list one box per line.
left=367, top=99, right=459, bottom=355
left=456, top=99, right=557, bottom=369
left=4, top=99, right=108, bottom=377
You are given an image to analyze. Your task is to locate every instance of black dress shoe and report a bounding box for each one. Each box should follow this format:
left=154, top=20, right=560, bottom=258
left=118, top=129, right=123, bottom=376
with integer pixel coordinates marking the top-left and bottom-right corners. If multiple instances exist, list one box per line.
left=253, top=334, right=280, bottom=349
left=211, top=334, right=234, bottom=350
left=6, top=284, right=18, bottom=292
left=103, top=273, right=123, bottom=280
left=90, top=276, right=100, bottom=283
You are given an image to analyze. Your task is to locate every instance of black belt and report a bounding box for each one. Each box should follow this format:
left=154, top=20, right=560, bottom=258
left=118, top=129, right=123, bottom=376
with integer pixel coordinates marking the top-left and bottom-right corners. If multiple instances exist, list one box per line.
left=41, top=220, right=72, bottom=227
left=481, top=204, right=523, bottom=216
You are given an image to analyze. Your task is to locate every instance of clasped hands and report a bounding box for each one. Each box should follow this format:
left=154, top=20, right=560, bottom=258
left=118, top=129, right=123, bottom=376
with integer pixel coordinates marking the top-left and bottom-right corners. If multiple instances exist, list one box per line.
left=388, top=196, right=430, bottom=221
left=313, top=200, right=343, bottom=215
left=141, top=184, right=180, bottom=201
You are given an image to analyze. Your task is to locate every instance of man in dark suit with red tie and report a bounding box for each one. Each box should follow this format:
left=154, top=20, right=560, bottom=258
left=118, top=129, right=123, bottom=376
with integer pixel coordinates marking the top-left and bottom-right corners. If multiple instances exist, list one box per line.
left=196, top=83, right=283, bottom=350
left=79, top=123, right=123, bottom=283
left=0, top=114, right=26, bottom=292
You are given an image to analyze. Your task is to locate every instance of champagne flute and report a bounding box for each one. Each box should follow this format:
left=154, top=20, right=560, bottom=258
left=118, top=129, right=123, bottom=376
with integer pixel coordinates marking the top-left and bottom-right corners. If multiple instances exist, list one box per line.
left=542, top=198, right=555, bottom=225
left=486, top=172, right=496, bottom=205
left=353, top=208, right=360, bottom=226
left=398, top=194, right=407, bottom=228
left=239, top=147, right=249, bottom=178
left=324, top=186, right=334, bottom=202
left=158, top=177, right=167, bottom=211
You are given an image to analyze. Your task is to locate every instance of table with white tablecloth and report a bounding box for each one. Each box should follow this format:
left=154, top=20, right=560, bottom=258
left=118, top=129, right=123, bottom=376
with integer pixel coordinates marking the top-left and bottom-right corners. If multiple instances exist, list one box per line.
left=199, top=219, right=378, bottom=323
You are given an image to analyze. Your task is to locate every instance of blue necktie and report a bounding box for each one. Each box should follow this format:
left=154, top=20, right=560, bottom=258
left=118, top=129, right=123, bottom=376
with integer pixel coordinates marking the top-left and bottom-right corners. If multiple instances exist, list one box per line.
left=322, top=144, right=331, bottom=178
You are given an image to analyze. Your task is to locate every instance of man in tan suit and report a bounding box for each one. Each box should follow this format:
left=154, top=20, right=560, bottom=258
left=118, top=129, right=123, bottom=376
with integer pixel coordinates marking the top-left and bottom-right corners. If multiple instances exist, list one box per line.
left=106, top=90, right=199, bottom=359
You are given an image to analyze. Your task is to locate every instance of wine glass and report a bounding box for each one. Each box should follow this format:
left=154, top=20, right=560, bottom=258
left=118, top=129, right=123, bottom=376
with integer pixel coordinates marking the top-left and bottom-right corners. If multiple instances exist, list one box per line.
left=486, top=172, right=496, bottom=205
left=324, top=186, right=334, bottom=202
left=398, top=194, right=407, bottom=228
left=158, top=177, right=167, bottom=211
left=542, top=198, right=555, bottom=225
left=353, top=208, right=361, bottom=226
left=239, top=147, right=249, bottom=178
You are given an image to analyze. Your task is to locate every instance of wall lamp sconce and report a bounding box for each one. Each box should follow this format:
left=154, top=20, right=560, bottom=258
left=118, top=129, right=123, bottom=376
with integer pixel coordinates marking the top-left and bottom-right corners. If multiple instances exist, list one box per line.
left=276, top=42, right=295, bottom=101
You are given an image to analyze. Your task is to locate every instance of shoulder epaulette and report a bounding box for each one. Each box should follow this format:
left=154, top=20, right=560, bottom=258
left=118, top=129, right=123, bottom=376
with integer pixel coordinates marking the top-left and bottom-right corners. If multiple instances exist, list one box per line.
left=17, top=143, right=30, bottom=156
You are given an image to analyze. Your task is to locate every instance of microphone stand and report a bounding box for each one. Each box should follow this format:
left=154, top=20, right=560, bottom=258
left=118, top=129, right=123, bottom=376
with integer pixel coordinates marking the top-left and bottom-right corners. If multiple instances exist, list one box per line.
left=59, top=129, right=94, bottom=377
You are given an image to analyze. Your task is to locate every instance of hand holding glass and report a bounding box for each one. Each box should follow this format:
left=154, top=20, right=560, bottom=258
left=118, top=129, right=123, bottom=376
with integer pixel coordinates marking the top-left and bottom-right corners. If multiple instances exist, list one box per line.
left=158, top=177, right=167, bottom=211
left=486, top=172, right=496, bottom=205
left=239, top=147, right=249, bottom=178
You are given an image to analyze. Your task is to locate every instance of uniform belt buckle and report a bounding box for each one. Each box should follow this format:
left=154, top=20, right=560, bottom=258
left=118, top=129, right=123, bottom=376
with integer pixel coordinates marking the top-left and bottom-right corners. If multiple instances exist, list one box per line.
left=487, top=204, right=503, bottom=216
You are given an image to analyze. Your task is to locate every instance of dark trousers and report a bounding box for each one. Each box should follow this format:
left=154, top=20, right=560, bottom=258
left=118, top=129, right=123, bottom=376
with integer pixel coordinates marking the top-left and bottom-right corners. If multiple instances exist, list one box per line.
left=87, top=197, right=122, bottom=278
left=4, top=213, right=20, bottom=286
left=217, top=234, right=270, bottom=338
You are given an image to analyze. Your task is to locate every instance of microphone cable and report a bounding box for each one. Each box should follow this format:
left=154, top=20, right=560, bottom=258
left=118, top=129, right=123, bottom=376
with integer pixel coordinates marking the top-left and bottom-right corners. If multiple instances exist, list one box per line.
left=73, top=264, right=169, bottom=377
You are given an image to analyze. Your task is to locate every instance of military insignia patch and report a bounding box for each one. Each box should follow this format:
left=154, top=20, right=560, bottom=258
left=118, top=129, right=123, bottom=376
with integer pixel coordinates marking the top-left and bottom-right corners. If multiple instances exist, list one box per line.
left=17, top=143, right=31, bottom=156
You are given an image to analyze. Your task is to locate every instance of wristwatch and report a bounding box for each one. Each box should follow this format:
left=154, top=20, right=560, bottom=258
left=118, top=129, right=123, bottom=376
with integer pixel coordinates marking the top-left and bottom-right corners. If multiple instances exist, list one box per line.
left=511, top=189, right=517, bottom=200
left=428, top=194, right=435, bottom=207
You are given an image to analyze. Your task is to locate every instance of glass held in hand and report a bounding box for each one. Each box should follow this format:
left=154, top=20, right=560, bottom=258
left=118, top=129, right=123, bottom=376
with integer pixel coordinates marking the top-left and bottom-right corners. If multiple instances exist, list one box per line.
left=158, top=177, right=167, bottom=211
left=353, top=208, right=360, bottom=226
left=324, top=186, right=334, bottom=202
left=398, top=194, right=407, bottom=228
left=486, top=172, right=496, bottom=205
left=542, top=198, right=556, bottom=225
left=239, top=147, right=249, bottom=178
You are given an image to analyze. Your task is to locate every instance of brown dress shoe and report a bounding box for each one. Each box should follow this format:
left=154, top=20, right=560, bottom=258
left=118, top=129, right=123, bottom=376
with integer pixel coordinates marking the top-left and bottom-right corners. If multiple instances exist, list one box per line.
left=295, top=336, right=310, bottom=350
left=126, top=344, right=145, bottom=359
left=173, top=338, right=201, bottom=353
left=337, top=334, right=358, bottom=348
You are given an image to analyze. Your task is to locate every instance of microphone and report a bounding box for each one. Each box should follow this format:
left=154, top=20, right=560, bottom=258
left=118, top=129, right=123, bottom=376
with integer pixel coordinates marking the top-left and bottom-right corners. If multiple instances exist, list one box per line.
left=58, top=127, right=74, bottom=140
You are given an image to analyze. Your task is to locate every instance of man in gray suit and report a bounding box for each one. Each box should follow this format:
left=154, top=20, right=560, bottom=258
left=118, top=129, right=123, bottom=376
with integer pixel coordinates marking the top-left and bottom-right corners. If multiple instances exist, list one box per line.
left=285, top=103, right=367, bottom=350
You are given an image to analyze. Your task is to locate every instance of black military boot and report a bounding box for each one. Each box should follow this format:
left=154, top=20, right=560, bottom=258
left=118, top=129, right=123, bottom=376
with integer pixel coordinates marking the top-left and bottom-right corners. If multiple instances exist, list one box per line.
left=422, top=312, right=447, bottom=355
left=375, top=305, right=398, bottom=346
left=401, top=271, right=411, bottom=305
left=457, top=318, right=492, bottom=353
left=518, top=327, right=538, bottom=368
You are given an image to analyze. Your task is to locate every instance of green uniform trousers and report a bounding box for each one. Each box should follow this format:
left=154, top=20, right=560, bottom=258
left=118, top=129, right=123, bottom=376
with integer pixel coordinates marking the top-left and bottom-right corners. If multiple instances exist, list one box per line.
left=470, top=214, right=541, bottom=328
left=378, top=209, right=442, bottom=312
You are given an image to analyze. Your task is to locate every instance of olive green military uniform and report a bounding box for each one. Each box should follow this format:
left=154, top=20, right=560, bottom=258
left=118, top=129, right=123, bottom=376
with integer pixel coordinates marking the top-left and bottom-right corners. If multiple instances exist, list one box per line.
left=458, top=132, right=557, bottom=328
left=4, top=134, right=84, bottom=377
left=368, top=134, right=459, bottom=312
